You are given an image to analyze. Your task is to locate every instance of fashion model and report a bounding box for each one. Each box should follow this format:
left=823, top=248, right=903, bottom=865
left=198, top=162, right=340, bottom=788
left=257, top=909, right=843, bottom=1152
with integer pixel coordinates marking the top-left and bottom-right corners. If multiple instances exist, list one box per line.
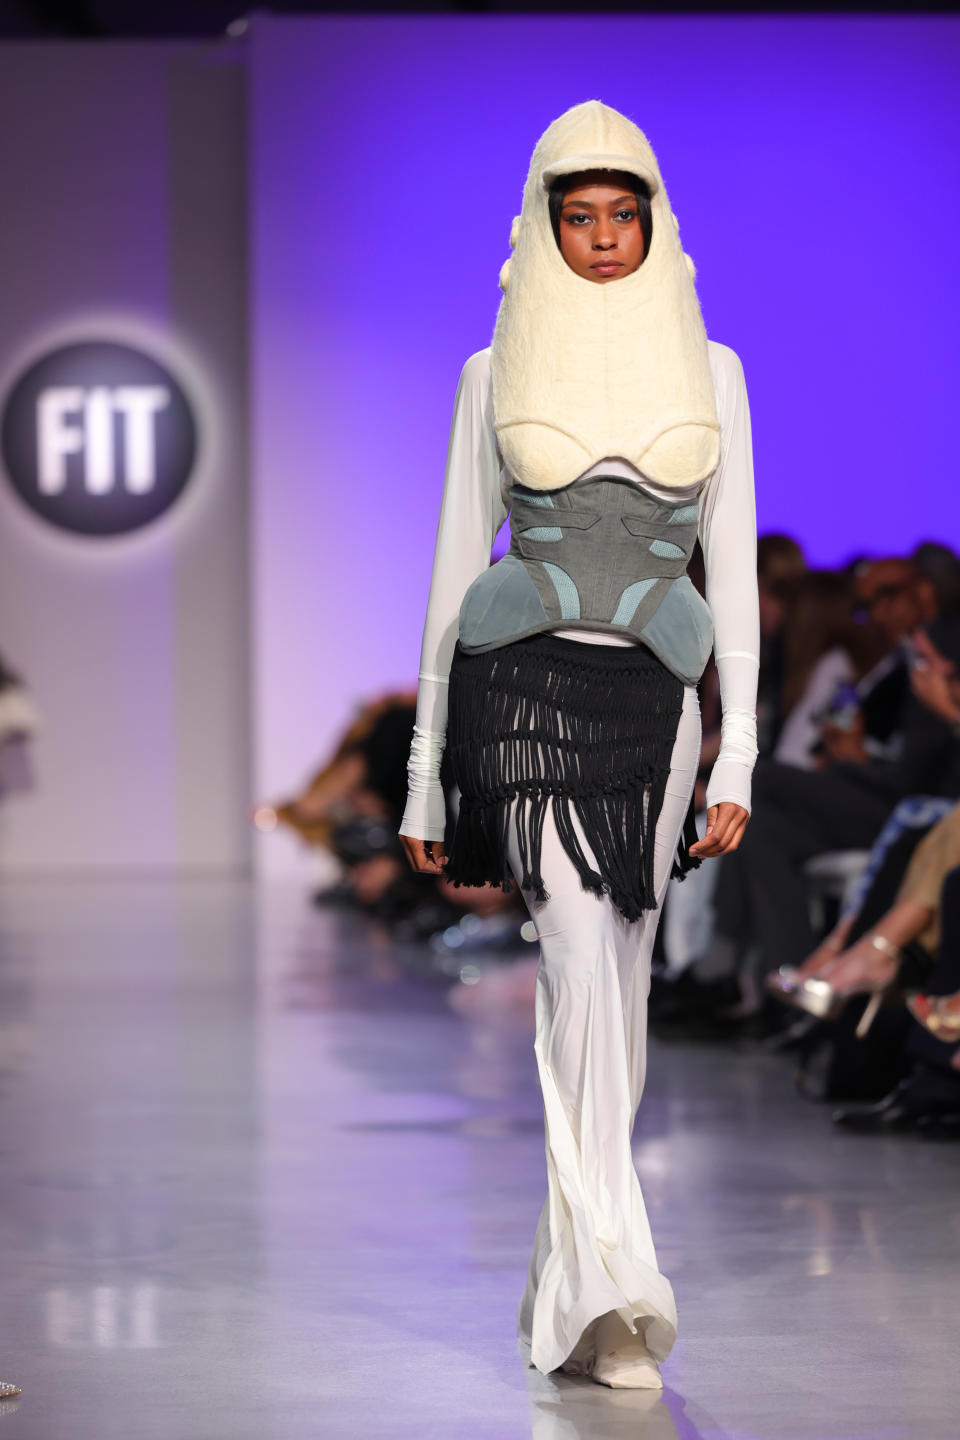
left=399, top=100, right=759, bottom=1389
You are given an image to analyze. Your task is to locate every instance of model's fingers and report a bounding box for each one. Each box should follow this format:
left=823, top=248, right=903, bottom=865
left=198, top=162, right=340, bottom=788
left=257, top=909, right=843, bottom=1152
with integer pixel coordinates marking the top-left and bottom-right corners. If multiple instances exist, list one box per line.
left=720, top=816, right=749, bottom=854
left=719, top=815, right=749, bottom=855
left=688, top=805, right=717, bottom=857
left=399, top=835, right=447, bottom=874
left=715, top=806, right=748, bottom=844
left=689, top=804, right=748, bottom=857
left=690, top=804, right=731, bottom=856
left=708, top=808, right=739, bottom=846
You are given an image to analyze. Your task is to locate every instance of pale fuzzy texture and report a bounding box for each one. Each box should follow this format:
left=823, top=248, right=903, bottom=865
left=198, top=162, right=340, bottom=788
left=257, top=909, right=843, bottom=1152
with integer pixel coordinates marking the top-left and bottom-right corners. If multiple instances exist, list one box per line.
left=490, top=99, right=720, bottom=491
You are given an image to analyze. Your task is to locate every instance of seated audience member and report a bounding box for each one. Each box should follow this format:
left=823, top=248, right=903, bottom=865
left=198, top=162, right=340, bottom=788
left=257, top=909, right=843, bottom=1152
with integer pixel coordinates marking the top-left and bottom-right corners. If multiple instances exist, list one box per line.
left=0, top=650, right=40, bottom=801
left=657, top=534, right=804, bottom=993
left=256, top=690, right=420, bottom=848
left=721, top=558, right=960, bottom=976
left=258, top=692, right=432, bottom=917
left=773, top=623, right=960, bottom=1002
left=831, top=858, right=960, bottom=1135
left=754, top=533, right=808, bottom=757
left=769, top=794, right=955, bottom=1002
left=692, top=530, right=806, bottom=792
left=773, top=569, right=887, bottom=770
left=908, top=904, right=960, bottom=1055
left=772, top=800, right=958, bottom=1017
left=908, top=623, right=960, bottom=732
left=912, top=539, right=960, bottom=619
left=256, top=691, right=521, bottom=932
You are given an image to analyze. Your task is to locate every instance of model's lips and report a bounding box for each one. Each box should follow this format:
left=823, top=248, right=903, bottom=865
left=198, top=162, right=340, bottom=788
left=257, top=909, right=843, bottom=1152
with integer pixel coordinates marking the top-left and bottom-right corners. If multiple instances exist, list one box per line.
left=591, top=260, right=623, bottom=271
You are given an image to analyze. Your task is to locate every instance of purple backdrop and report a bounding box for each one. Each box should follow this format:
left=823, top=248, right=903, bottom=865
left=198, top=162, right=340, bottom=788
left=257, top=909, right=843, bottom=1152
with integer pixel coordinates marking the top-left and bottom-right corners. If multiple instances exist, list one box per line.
left=248, top=14, right=960, bottom=852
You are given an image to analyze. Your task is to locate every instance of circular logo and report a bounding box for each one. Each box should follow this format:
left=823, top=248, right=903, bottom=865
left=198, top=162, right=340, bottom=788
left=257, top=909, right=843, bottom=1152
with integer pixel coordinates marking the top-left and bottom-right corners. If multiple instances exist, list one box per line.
left=1, top=341, right=197, bottom=536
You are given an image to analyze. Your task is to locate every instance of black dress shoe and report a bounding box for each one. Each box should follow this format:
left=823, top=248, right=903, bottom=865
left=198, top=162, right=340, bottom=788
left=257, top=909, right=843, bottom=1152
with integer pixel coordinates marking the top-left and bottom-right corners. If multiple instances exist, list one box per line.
left=831, top=1079, right=951, bottom=1133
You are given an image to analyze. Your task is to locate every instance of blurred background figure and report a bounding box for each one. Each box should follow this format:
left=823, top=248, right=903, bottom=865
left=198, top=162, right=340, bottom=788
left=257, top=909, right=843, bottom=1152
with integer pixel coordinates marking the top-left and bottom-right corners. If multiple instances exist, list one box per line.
left=772, top=568, right=888, bottom=770
left=754, top=532, right=808, bottom=757
left=253, top=689, right=526, bottom=959
left=719, top=559, right=958, bottom=980
left=0, top=649, right=38, bottom=804
left=912, top=539, right=960, bottom=620
left=652, top=545, right=960, bottom=1043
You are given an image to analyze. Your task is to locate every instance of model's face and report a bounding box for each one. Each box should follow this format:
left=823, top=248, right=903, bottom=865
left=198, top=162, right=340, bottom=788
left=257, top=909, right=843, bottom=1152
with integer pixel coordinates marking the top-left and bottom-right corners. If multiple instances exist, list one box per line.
left=558, top=175, right=645, bottom=283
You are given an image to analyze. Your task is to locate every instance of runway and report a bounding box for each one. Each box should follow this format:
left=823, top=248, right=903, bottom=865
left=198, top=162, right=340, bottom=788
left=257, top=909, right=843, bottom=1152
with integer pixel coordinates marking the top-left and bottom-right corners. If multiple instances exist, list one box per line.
left=0, top=878, right=958, bottom=1439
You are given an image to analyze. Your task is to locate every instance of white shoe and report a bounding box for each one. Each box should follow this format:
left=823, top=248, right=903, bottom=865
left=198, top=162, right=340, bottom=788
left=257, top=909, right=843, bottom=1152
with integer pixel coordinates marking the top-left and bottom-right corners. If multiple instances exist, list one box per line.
left=590, top=1312, right=663, bottom=1390
left=591, top=1346, right=662, bottom=1389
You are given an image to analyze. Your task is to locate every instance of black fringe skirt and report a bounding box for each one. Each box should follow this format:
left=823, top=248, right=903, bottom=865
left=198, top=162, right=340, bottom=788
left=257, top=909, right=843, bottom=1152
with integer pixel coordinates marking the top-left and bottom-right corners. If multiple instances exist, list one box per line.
left=443, top=631, right=700, bottom=924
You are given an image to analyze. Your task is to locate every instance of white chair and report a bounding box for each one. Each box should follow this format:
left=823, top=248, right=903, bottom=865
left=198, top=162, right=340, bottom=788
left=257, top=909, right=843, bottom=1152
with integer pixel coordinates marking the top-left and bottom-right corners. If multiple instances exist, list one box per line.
left=803, top=850, right=871, bottom=934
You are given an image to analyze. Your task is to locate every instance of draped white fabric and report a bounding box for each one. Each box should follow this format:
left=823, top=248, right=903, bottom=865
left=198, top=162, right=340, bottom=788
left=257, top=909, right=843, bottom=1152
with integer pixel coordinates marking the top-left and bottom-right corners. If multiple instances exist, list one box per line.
left=515, top=685, right=702, bottom=1374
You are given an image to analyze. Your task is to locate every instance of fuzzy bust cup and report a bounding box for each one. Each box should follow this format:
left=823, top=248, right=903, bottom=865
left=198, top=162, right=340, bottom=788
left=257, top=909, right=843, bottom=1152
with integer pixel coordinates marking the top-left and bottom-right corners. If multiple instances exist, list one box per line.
left=489, top=99, right=721, bottom=492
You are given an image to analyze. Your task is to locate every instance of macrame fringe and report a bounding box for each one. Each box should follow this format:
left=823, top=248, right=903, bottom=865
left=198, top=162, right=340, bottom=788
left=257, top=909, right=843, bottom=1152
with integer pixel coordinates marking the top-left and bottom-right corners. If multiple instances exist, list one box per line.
left=444, top=633, right=700, bottom=924
left=674, top=799, right=703, bottom=884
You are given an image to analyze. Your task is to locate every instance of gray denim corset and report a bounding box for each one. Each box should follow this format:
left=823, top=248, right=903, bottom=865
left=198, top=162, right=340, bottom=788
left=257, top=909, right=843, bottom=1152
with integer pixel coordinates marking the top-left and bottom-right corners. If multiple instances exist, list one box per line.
left=457, top=473, right=714, bottom=686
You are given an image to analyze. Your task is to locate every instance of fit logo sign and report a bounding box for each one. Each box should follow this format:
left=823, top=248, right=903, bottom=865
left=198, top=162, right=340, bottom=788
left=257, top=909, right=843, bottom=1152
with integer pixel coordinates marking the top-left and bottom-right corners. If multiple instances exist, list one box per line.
left=2, top=341, right=197, bottom=535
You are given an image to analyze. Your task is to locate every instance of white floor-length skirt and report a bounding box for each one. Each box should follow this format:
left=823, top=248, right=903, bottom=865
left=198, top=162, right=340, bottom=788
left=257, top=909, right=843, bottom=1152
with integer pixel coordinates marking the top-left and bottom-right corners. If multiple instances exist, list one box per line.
left=511, top=684, right=702, bottom=1376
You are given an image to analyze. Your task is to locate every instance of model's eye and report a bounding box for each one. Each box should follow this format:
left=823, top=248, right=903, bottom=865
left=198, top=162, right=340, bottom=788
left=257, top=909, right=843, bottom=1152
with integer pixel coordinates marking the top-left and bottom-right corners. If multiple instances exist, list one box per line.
left=565, top=213, right=591, bottom=225
left=615, top=209, right=637, bottom=222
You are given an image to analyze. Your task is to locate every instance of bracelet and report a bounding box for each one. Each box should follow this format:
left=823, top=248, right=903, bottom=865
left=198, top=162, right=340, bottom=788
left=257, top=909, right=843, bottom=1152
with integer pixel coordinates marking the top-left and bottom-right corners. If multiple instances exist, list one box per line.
left=868, top=933, right=901, bottom=962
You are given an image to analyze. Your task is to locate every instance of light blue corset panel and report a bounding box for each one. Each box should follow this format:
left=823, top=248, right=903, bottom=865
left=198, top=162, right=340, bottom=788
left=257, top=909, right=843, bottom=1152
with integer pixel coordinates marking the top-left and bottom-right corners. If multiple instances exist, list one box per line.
left=458, top=473, right=714, bottom=686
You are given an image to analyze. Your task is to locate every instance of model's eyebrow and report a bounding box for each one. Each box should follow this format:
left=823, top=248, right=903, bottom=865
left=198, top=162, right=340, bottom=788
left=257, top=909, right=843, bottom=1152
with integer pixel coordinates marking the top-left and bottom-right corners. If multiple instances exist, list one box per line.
left=561, top=194, right=637, bottom=209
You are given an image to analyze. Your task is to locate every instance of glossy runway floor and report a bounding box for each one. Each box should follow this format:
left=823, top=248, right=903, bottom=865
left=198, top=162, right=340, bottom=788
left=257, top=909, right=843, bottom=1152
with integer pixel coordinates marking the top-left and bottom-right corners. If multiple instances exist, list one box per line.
left=1, top=878, right=959, bottom=1439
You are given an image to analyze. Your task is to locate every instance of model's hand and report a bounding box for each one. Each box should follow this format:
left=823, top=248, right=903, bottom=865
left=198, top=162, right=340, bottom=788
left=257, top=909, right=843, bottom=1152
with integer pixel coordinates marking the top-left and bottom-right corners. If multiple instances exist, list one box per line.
left=399, top=834, right=448, bottom=875
left=688, top=802, right=749, bottom=858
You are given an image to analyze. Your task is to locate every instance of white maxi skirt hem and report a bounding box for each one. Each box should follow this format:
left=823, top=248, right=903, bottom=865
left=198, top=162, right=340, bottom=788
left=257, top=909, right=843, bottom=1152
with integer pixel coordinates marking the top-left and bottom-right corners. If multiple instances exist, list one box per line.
left=509, top=684, right=700, bottom=1377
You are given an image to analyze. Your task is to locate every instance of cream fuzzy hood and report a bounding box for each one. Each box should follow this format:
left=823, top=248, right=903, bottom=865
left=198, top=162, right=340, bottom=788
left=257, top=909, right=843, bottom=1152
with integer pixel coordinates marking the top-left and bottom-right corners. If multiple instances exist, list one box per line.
left=489, top=100, right=720, bottom=491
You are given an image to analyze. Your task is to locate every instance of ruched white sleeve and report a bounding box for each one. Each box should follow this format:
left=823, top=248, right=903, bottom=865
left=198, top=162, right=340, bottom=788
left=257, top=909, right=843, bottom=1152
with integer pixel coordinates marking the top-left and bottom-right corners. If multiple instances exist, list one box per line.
left=399, top=350, right=508, bottom=842
left=699, top=344, right=760, bottom=813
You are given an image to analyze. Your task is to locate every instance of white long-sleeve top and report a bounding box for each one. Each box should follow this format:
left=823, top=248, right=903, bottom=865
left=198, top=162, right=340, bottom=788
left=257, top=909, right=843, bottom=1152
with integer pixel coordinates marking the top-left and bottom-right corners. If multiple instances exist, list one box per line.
left=399, top=340, right=760, bottom=843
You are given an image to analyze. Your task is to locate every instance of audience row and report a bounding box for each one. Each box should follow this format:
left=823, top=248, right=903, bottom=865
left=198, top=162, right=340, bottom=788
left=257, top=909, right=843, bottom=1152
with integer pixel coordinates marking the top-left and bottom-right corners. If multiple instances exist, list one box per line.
left=259, top=534, right=960, bottom=1136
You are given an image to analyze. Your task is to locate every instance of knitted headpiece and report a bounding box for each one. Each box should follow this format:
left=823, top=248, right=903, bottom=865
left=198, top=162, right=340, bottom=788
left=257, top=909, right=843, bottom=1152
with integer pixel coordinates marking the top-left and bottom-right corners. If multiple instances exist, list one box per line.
left=490, top=100, right=720, bottom=491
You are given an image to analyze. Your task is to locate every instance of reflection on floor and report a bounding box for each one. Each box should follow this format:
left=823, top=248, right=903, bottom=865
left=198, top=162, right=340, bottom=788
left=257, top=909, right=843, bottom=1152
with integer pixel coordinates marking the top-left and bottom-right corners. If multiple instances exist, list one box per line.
left=0, top=878, right=958, bottom=1439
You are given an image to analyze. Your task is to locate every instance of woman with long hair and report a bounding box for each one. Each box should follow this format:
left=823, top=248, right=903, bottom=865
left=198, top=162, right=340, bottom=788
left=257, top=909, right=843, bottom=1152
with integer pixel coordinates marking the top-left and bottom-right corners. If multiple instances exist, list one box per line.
left=773, top=568, right=889, bottom=770
left=399, top=101, right=759, bottom=1389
